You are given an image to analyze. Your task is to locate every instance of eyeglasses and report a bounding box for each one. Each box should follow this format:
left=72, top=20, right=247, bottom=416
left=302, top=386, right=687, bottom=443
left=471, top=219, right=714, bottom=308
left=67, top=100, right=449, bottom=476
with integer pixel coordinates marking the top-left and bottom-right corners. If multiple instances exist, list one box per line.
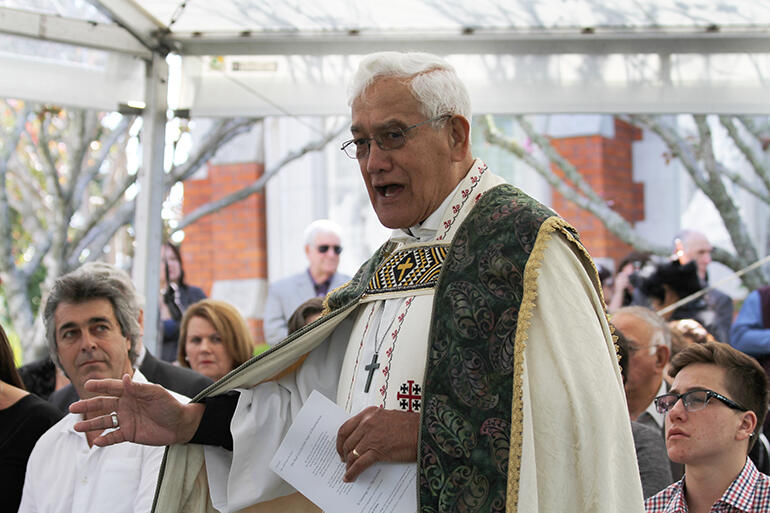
left=317, top=245, right=342, bottom=255
left=654, top=389, right=748, bottom=415
left=340, top=114, right=451, bottom=160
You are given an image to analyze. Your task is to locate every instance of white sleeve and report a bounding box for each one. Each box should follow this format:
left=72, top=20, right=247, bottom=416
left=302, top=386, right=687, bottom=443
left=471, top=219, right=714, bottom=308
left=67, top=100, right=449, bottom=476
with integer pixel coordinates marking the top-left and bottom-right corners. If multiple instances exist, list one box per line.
left=517, top=232, right=645, bottom=513
left=204, top=318, right=353, bottom=513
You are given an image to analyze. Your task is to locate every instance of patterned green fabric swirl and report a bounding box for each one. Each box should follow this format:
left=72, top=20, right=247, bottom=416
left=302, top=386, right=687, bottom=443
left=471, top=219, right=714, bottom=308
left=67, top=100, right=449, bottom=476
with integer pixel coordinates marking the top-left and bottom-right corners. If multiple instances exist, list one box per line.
left=322, top=184, right=579, bottom=512
left=420, top=184, right=572, bottom=513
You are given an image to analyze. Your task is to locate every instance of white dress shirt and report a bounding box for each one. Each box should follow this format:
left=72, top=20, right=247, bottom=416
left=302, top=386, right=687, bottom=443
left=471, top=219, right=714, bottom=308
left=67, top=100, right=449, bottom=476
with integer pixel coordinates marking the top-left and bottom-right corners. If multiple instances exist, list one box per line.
left=18, top=370, right=186, bottom=513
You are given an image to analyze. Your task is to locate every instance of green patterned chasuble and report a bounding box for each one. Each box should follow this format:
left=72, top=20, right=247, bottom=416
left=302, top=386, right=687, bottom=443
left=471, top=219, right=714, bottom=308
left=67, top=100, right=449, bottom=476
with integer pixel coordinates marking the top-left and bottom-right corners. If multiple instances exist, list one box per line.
left=325, top=184, right=581, bottom=513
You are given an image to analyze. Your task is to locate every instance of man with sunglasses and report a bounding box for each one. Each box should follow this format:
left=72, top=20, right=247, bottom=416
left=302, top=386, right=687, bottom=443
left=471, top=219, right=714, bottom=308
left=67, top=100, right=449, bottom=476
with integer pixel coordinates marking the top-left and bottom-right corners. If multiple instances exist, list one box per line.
left=72, top=51, right=643, bottom=512
left=646, top=341, right=770, bottom=512
left=263, top=219, right=350, bottom=345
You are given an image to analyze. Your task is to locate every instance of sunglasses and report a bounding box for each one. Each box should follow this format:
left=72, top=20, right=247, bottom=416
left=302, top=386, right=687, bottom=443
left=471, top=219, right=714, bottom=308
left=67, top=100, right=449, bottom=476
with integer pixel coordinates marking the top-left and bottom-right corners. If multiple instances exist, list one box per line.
left=317, top=245, right=342, bottom=255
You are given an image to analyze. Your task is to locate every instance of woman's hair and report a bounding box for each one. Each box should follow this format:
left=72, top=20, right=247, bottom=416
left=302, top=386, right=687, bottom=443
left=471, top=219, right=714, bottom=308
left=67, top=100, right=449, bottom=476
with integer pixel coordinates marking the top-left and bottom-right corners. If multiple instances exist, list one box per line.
left=178, top=299, right=254, bottom=371
left=163, top=242, right=187, bottom=287
left=0, top=324, right=24, bottom=389
left=287, top=297, right=325, bottom=335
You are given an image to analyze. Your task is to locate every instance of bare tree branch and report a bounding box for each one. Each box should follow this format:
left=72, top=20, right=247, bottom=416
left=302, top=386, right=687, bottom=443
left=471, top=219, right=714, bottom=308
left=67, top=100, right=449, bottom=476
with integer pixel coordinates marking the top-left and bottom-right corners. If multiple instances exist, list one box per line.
left=515, top=115, right=607, bottom=206
left=71, top=201, right=136, bottom=270
left=627, top=114, right=711, bottom=190
left=167, top=118, right=259, bottom=184
left=0, top=105, right=30, bottom=272
left=173, top=120, right=347, bottom=233
left=719, top=116, right=770, bottom=194
left=70, top=172, right=139, bottom=257
left=481, top=115, right=667, bottom=255
left=72, top=115, right=135, bottom=205
left=693, top=116, right=761, bottom=284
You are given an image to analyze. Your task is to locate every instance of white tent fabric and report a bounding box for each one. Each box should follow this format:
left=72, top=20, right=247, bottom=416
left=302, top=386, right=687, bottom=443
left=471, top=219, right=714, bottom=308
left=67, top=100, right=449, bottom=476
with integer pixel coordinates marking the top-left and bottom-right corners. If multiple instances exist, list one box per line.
left=1, top=0, right=769, bottom=114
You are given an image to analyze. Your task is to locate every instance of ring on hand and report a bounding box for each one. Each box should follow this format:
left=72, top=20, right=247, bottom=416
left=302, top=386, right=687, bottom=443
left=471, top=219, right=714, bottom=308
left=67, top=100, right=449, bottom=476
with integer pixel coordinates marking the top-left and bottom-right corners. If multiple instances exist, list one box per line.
left=110, top=412, right=119, bottom=429
left=352, top=448, right=360, bottom=458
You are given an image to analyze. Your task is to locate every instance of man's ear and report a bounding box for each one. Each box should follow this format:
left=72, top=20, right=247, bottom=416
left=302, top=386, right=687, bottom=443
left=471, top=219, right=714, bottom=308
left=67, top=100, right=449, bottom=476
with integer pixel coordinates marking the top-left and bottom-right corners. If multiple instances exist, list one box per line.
left=137, top=309, right=144, bottom=336
left=448, top=115, right=471, bottom=162
left=654, top=344, right=670, bottom=370
left=736, top=410, right=758, bottom=443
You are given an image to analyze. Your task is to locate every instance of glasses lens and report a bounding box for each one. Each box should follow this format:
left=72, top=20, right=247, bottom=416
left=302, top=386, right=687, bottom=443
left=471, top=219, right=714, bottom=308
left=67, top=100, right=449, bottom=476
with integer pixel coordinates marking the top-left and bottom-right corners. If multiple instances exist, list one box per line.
left=682, top=390, right=709, bottom=412
left=341, top=140, right=362, bottom=159
left=375, top=130, right=406, bottom=151
left=655, top=395, right=676, bottom=414
left=317, top=245, right=342, bottom=254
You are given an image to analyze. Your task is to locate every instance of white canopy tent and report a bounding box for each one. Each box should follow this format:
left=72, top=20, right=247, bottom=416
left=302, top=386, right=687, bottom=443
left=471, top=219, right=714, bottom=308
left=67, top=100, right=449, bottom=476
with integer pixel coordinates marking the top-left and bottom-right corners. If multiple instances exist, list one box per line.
left=1, top=0, right=769, bottom=352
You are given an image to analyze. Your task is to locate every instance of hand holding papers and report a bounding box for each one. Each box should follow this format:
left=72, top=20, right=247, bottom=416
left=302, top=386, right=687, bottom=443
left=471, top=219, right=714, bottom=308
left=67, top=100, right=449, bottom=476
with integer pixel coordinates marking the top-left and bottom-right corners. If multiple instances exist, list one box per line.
left=269, top=391, right=417, bottom=513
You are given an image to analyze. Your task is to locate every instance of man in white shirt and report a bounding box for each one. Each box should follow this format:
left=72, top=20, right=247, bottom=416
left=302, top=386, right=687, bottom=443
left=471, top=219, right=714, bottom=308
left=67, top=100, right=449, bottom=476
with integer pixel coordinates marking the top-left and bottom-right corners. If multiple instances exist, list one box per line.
left=73, top=51, right=643, bottom=513
left=18, top=263, right=186, bottom=513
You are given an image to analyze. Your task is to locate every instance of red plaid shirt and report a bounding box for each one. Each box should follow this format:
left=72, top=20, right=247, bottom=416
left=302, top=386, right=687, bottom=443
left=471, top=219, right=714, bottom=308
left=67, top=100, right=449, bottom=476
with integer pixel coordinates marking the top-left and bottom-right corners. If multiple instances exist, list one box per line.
left=645, top=458, right=770, bottom=512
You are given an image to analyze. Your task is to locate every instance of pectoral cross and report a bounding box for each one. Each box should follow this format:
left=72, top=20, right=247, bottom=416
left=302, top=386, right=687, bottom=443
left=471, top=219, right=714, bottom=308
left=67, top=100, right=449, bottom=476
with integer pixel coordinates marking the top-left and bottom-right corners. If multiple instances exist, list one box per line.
left=364, top=352, right=380, bottom=393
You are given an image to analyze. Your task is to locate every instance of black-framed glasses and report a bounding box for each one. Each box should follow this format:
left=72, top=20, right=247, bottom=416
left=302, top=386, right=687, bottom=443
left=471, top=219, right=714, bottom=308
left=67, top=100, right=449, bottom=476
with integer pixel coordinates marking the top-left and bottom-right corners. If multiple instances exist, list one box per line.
left=654, top=389, right=748, bottom=415
left=317, top=245, right=342, bottom=255
left=340, top=114, right=451, bottom=160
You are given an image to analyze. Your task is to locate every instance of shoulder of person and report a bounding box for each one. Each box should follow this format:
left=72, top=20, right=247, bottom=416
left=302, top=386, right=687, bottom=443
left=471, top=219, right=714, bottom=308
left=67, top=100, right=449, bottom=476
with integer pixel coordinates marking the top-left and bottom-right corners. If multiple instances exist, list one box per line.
left=14, top=393, right=64, bottom=430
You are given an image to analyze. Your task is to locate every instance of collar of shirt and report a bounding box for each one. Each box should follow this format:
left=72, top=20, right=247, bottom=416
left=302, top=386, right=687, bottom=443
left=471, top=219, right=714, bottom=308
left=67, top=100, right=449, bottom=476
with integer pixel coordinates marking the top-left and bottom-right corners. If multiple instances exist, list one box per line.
left=649, top=458, right=762, bottom=513
left=390, top=178, right=465, bottom=243
left=643, top=378, right=668, bottom=429
left=308, top=269, right=332, bottom=296
left=717, top=458, right=760, bottom=511
left=60, top=369, right=146, bottom=441
left=134, top=344, right=147, bottom=368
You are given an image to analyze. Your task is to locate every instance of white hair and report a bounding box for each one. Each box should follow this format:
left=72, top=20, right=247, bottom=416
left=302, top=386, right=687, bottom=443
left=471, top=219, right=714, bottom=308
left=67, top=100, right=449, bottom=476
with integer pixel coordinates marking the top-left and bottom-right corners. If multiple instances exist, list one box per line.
left=347, top=51, right=472, bottom=124
left=613, top=306, right=672, bottom=350
left=303, top=219, right=343, bottom=247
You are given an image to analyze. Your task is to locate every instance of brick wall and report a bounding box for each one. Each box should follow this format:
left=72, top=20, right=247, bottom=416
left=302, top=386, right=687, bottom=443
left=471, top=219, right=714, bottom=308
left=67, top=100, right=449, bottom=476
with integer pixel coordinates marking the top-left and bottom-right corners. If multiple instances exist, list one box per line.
left=182, top=162, right=268, bottom=344
left=549, top=118, right=644, bottom=265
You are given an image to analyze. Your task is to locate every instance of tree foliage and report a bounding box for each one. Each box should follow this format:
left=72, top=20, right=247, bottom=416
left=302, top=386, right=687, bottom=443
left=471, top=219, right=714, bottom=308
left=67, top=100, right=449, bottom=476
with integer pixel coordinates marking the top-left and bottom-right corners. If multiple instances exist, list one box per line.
left=0, top=100, right=258, bottom=361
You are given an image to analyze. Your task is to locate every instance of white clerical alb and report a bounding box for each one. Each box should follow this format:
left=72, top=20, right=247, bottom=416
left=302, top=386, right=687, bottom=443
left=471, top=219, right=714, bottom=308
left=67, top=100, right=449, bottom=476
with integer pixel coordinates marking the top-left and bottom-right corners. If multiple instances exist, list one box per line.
left=171, top=160, right=644, bottom=513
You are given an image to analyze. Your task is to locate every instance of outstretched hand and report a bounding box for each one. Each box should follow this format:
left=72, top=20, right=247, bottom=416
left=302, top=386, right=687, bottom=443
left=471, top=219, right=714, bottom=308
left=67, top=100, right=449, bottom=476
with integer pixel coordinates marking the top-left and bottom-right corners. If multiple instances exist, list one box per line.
left=336, top=407, right=419, bottom=482
left=70, top=374, right=205, bottom=447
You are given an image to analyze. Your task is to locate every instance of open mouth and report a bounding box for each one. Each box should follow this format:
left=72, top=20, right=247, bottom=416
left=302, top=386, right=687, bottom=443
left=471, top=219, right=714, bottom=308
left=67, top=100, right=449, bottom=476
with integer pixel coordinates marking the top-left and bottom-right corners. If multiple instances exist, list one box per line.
left=375, top=184, right=404, bottom=198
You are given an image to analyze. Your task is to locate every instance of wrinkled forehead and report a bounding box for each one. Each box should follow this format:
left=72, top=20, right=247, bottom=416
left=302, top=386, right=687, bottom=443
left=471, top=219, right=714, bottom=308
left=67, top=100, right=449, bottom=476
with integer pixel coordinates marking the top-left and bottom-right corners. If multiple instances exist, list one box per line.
left=351, top=77, right=422, bottom=128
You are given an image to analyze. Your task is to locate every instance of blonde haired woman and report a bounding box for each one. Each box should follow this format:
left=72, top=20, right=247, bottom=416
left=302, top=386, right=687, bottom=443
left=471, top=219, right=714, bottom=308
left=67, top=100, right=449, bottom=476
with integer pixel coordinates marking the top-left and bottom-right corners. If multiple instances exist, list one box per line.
left=178, top=299, right=254, bottom=381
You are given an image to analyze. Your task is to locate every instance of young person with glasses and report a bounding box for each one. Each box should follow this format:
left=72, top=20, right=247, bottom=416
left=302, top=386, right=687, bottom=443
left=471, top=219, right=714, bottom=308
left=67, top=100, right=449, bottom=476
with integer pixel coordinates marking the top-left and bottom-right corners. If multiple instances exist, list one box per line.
left=646, top=341, right=770, bottom=512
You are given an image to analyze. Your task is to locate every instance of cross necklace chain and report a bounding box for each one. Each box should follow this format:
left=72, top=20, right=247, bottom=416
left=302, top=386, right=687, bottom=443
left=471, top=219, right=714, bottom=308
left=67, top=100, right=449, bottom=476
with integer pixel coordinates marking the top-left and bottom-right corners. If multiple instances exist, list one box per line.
left=363, top=301, right=401, bottom=393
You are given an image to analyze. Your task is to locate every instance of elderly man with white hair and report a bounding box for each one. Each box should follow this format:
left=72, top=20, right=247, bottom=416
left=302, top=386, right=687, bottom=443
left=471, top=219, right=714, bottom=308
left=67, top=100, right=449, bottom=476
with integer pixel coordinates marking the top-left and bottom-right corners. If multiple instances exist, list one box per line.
left=73, top=51, right=643, bottom=512
left=262, top=219, right=350, bottom=345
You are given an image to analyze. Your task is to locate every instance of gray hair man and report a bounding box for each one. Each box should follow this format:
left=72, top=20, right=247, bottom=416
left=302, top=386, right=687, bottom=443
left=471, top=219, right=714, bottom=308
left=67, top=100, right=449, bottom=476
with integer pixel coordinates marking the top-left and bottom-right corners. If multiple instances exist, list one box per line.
left=46, top=262, right=211, bottom=412
left=674, top=229, right=733, bottom=343
left=72, top=52, right=644, bottom=513
left=18, top=263, right=187, bottom=513
left=613, top=306, right=673, bottom=425
left=262, top=219, right=350, bottom=345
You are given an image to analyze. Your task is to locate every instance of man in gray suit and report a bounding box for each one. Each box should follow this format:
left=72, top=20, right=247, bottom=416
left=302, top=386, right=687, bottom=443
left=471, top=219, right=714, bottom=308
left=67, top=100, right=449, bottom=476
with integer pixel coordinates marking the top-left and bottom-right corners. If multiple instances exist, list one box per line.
left=262, top=219, right=350, bottom=345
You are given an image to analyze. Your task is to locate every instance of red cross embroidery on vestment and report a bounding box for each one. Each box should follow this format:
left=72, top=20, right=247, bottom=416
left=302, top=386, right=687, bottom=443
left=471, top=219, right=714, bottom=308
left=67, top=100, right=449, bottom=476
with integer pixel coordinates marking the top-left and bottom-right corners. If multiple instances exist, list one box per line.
left=397, top=380, right=422, bottom=412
